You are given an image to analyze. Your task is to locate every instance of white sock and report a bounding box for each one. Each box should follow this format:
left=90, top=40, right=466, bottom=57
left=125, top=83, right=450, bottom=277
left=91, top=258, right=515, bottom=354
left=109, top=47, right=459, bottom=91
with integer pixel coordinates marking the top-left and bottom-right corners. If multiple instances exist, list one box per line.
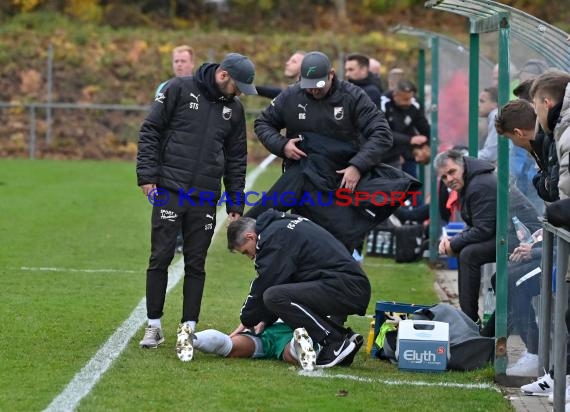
left=193, top=329, right=233, bottom=357
left=148, top=318, right=161, bottom=329
left=182, top=321, right=196, bottom=331
left=288, top=337, right=299, bottom=360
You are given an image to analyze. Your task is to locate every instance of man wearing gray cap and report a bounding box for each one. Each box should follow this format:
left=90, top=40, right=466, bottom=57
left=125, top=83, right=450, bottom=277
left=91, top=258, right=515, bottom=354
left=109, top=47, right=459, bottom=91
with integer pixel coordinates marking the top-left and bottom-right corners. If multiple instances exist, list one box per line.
left=136, top=52, right=256, bottom=361
left=255, top=50, right=393, bottom=193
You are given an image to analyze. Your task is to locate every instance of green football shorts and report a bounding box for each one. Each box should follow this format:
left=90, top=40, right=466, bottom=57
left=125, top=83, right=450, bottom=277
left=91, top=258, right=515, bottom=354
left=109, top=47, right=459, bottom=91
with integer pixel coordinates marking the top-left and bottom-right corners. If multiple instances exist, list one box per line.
left=241, top=322, right=294, bottom=360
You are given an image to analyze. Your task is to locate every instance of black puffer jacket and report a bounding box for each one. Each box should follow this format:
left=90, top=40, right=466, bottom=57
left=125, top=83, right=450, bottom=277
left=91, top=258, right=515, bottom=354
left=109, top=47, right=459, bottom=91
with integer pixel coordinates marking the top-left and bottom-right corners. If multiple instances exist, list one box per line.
left=254, top=75, right=393, bottom=174
left=450, top=157, right=497, bottom=253
left=136, top=63, right=247, bottom=214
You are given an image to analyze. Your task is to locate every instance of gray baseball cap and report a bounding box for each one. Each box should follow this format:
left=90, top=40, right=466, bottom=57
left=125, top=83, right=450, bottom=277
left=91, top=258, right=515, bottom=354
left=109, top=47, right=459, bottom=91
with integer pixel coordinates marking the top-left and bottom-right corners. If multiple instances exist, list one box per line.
left=300, top=51, right=331, bottom=89
left=220, top=53, right=257, bottom=95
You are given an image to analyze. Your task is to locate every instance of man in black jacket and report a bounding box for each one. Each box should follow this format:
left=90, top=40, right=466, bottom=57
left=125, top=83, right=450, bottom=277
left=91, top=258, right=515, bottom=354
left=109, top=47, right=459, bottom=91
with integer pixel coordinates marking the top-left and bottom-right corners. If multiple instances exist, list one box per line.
left=136, top=53, right=256, bottom=361
left=254, top=50, right=393, bottom=193
left=380, top=79, right=431, bottom=176
left=227, top=209, right=371, bottom=368
left=436, top=150, right=498, bottom=323
left=344, top=53, right=382, bottom=108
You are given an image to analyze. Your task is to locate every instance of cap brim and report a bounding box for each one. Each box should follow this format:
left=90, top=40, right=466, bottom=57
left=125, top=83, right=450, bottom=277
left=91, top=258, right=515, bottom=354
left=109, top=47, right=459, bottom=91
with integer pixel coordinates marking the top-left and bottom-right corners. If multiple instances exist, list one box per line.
left=234, top=80, right=258, bottom=95
left=300, top=76, right=328, bottom=89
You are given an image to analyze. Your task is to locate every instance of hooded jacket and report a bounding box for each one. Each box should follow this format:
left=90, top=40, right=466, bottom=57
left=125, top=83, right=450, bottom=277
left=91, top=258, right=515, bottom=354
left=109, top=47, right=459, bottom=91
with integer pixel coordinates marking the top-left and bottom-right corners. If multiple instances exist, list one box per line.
left=254, top=75, right=393, bottom=175
left=136, top=63, right=247, bottom=214
left=239, top=210, right=371, bottom=328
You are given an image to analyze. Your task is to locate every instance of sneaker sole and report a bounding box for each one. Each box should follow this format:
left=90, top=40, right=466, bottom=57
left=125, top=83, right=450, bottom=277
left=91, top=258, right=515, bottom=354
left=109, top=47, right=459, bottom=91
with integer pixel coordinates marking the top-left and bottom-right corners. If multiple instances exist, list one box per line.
left=139, top=334, right=165, bottom=349
left=294, top=328, right=316, bottom=371
left=521, top=391, right=552, bottom=397
left=140, top=337, right=164, bottom=349
left=176, top=326, right=194, bottom=362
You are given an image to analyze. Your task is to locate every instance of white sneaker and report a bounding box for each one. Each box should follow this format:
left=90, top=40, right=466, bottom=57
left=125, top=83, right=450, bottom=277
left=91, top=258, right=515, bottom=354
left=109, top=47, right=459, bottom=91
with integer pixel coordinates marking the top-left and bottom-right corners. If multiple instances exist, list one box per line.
left=547, top=377, right=570, bottom=404
left=176, top=323, right=195, bottom=362
left=293, top=327, right=317, bottom=371
left=507, top=351, right=539, bottom=376
left=521, top=371, right=554, bottom=396
left=139, top=326, right=164, bottom=348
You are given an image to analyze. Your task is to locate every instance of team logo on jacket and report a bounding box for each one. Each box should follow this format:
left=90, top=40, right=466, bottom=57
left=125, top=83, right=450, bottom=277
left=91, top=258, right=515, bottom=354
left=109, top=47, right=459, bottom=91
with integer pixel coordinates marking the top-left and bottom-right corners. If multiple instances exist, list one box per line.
left=404, top=115, right=412, bottom=126
left=189, top=92, right=200, bottom=110
left=155, top=92, right=165, bottom=104
left=222, top=106, right=232, bottom=120
left=334, top=106, right=344, bottom=120
left=298, top=103, right=307, bottom=120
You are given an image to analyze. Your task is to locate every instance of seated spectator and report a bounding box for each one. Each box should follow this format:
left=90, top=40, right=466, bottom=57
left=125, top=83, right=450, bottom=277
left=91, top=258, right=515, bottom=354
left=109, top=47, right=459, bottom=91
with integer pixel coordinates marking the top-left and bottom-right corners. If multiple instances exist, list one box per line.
left=436, top=150, right=540, bottom=323
left=481, top=229, right=543, bottom=376
left=495, top=98, right=559, bottom=203
left=530, top=69, right=570, bottom=199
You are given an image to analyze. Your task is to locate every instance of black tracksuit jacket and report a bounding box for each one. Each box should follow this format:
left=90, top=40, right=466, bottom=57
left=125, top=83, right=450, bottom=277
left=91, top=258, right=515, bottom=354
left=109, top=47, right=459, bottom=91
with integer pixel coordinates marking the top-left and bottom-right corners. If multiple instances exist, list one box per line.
left=254, top=75, right=393, bottom=174
left=136, top=63, right=247, bottom=214
left=239, top=210, right=371, bottom=328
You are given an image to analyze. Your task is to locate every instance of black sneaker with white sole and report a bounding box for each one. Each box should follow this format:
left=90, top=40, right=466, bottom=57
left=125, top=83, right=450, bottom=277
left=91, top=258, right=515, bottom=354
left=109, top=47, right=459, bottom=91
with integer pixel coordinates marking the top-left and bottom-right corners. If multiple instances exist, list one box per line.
left=338, top=331, right=364, bottom=367
left=316, top=337, right=355, bottom=368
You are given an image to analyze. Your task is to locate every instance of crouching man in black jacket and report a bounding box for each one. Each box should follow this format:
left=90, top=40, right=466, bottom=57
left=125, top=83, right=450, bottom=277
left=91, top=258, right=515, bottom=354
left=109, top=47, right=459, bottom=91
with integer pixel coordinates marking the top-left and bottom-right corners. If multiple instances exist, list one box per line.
left=227, top=209, right=371, bottom=368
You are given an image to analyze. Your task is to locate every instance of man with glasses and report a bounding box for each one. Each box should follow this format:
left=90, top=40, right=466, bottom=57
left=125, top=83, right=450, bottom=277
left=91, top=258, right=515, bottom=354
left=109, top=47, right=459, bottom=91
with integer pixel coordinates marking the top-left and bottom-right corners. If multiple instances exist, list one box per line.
left=136, top=53, right=257, bottom=361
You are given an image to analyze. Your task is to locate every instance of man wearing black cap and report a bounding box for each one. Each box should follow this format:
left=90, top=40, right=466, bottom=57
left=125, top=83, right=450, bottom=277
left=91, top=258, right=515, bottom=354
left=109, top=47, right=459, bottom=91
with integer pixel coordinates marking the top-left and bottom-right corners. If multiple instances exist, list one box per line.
left=136, top=52, right=257, bottom=361
left=254, top=50, right=392, bottom=193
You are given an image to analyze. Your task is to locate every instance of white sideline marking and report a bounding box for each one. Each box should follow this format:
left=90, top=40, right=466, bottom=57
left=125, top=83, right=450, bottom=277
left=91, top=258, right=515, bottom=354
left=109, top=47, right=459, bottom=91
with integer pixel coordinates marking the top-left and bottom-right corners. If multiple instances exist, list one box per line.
left=299, top=370, right=499, bottom=391
left=44, top=154, right=277, bottom=412
left=19, top=267, right=138, bottom=273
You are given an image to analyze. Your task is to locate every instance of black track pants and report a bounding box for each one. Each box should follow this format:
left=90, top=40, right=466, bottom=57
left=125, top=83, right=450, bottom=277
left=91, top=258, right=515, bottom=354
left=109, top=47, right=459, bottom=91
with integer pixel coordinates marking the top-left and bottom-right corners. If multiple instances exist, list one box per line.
left=145, top=189, right=216, bottom=323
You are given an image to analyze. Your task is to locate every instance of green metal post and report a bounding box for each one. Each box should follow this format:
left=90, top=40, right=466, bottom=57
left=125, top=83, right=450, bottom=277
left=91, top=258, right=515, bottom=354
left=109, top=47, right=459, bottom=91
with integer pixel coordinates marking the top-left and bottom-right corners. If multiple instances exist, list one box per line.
left=418, top=48, right=426, bottom=107
left=418, top=48, right=426, bottom=201
left=428, top=36, right=440, bottom=263
left=468, top=32, right=480, bottom=157
left=495, top=13, right=511, bottom=375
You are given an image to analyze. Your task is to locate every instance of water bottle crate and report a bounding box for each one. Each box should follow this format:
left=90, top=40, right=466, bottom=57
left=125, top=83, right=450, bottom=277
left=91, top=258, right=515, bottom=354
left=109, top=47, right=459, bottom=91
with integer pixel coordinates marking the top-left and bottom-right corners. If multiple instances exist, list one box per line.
left=366, top=223, right=396, bottom=257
